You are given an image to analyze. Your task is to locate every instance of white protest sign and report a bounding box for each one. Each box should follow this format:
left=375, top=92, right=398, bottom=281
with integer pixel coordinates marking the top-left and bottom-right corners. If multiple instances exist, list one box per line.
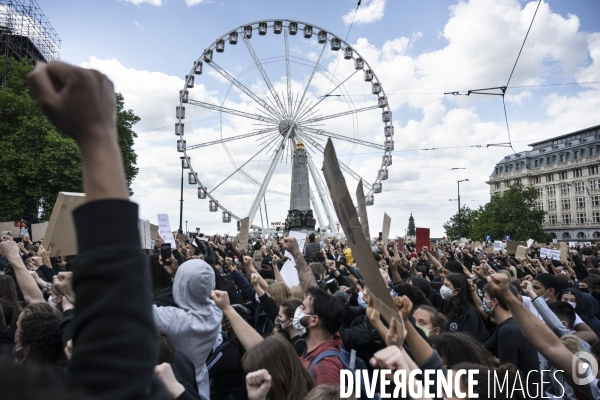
left=527, top=239, right=534, bottom=248
left=540, top=247, right=561, bottom=261
left=139, top=219, right=152, bottom=249
left=157, top=214, right=176, bottom=247
left=31, top=222, right=48, bottom=242
left=494, top=241, right=502, bottom=252
left=568, top=242, right=576, bottom=248
left=280, top=230, right=307, bottom=287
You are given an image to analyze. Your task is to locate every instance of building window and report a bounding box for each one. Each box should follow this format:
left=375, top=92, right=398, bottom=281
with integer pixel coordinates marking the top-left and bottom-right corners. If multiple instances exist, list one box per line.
left=533, top=176, right=541, bottom=184
left=576, top=182, right=584, bottom=192
left=593, top=231, right=600, bottom=239
left=534, top=160, right=539, bottom=167
left=560, top=154, right=566, bottom=162
left=592, top=179, right=600, bottom=191
left=577, top=232, right=586, bottom=239
left=547, top=157, right=552, bottom=165
left=575, top=169, right=583, bottom=177
left=536, top=201, right=544, bottom=210
left=574, top=150, right=579, bottom=160
left=591, top=147, right=597, bottom=156
left=577, top=197, right=586, bottom=208
left=577, top=213, right=586, bottom=224
left=549, top=200, right=556, bottom=210
left=562, top=198, right=571, bottom=210
left=590, top=166, right=599, bottom=175
left=547, top=185, right=556, bottom=196
left=494, top=182, right=500, bottom=190
left=592, top=196, right=600, bottom=207
left=559, top=171, right=568, bottom=180
left=563, top=214, right=572, bottom=224
left=561, top=184, right=570, bottom=195
left=594, top=213, right=600, bottom=223
left=549, top=215, right=558, bottom=225
left=547, top=174, right=554, bottom=182
left=563, top=232, right=572, bottom=239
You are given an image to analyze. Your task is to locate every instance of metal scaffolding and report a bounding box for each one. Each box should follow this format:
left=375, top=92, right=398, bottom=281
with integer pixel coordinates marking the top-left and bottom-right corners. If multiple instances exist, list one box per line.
left=0, top=0, right=61, bottom=62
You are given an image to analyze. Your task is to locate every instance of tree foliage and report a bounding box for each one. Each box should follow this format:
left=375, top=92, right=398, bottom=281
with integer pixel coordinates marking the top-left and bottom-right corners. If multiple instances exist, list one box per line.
left=0, top=57, right=140, bottom=220
left=443, top=205, right=479, bottom=241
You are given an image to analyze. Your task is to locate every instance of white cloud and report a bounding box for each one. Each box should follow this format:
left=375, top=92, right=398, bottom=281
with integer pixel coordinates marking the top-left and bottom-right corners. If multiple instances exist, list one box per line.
left=120, top=0, right=162, bottom=5
left=342, top=0, right=386, bottom=25
left=185, top=0, right=213, bottom=6
left=134, top=21, right=144, bottom=31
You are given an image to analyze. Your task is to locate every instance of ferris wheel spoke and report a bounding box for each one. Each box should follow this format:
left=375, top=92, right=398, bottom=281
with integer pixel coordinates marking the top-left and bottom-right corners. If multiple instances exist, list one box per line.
left=300, top=127, right=385, bottom=150
left=284, top=26, right=292, bottom=117
left=206, top=60, right=283, bottom=120
left=241, top=35, right=288, bottom=118
left=307, top=154, right=338, bottom=234
left=299, top=104, right=380, bottom=125
left=187, top=98, right=279, bottom=124
left=292, top=41, right=327, bottom=120
left=247, top=127, right=293, bottom=224
left=298, top=132, right=372, bottom=190
left=296, top=69, right=360, bottom=121
left=186, top=128, right=278, bottom=150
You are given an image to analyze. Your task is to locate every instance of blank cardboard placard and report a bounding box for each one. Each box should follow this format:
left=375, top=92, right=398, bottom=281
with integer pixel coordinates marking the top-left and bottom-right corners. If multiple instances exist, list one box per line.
left=0, top=221, right=15, bottom=234
left=280, top=230, right=306, bottom=287
left=356, top=180, right=371, bottom=241
left=559, top=243, right=569, bottom=263
left=43, top=192, right=86, bottom=257
left=139, top=220, right=152, bottom=249
left=515, top=245, right=528, bottom=260
left=415, top=228, right=430, bottom=252
left=322, top=139, right=398, bottom=325
left=381, top=213, right=391, bottom=245
left=150, top=224, right=158, bottom=240
left=238, top=217, right=250, bottom=250
left=31, top=222, right=48, bottom=242
left=506, top=241, right=527, bottom=255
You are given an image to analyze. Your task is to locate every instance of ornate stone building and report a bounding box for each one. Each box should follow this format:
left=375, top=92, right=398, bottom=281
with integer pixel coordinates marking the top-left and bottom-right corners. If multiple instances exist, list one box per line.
left=487, top=125, right=600, bottom=241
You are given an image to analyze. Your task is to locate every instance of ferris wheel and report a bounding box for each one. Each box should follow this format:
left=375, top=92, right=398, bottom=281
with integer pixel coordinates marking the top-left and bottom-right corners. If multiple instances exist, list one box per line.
left=176, top=19, right=394, bottom=234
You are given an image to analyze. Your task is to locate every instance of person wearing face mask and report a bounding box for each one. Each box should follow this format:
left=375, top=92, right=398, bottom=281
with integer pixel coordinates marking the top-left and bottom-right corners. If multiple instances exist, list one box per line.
left=440, top=273, right=485, bottom=343
left=413, top=305, right=447, bottom=337
left=275, top=298, right=306, bottom=356
left=558, top=287, right=600, bottom=337
left=481, top=283, right=540, bottom=391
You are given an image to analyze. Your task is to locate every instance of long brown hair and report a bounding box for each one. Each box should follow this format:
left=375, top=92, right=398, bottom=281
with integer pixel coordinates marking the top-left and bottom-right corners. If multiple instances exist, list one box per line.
left=242, top=335, right=314, bottom=400
left=267, top=282, right=291, bottom=308
left=0, top=275, right=22, bottom=321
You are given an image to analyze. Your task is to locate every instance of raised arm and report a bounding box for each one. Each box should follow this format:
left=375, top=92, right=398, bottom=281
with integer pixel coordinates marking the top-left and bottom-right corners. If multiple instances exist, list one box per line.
left=211, top=290, right=263, bottom=351
left=0, top=241, right=45, bottom=304
left=282, top=237, right=317, bottom=293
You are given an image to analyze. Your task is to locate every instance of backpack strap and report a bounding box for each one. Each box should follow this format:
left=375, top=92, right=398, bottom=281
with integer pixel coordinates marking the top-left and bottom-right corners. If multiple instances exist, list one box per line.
left=308, top=350, right=348, bottom=372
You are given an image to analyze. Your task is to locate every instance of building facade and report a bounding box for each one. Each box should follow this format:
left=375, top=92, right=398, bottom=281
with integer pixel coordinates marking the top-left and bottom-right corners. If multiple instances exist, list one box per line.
left=487, top=125, right=600, bottom=241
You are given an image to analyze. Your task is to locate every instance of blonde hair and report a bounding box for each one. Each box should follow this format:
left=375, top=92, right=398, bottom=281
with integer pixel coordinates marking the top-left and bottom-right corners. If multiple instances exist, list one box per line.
left=560, top=334, right=582, bottom=355
left=267, top=282, right=291, bottom=308
left=290, top=285, right=304, bottom=300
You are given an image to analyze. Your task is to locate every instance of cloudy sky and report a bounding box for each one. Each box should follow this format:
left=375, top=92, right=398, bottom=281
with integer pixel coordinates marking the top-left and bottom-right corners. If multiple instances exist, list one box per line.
left=42, top=0, right=600, bottom=238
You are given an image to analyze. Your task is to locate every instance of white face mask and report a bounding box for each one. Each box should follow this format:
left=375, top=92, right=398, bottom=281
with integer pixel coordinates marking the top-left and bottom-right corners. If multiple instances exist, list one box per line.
left=567, top=301, right=577, bottom=309
left=357, top=291, right=368, bottom=309
left=440, top=285, right=455, bottom=300
left=292, top=307, right=312, bottom=336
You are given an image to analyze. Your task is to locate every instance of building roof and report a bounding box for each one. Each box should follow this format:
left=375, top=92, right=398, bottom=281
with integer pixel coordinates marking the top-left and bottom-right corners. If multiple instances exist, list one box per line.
left=529, top=124, right=600, bottom=146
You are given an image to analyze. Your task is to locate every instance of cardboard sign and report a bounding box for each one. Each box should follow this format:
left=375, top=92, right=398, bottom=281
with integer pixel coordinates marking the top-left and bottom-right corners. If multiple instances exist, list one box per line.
left=415, top=228, right=430, bottom=252
left=527, top=239, right=534, bottom=248
left=506, top=241, right=527, bottom=255
left=253, top=250, right=263, bottom=269
left=0, top=221, right=15, bottom=235
left=559, top=243, right=569, bottom=263
left=43, top=192, right=86, bottom=257
left=31, top=222, right=48, bottom=242
left=398, top=237, right=405, bottom=251
left=540, top=247, right=561, bottom=261
left=356, top=180, right=371, bottom=241
left=430, top=242, right=437, bottom=252
left=139, top=219, right=152, bottom=249
left=238, top=217, right=250, bottom=251
left=156, top=214, right=176, bottom=247
left=280, top=230, right=306, bottom=287
left=494, top=241, right=502, bottom=252
left=150, top=223, right=158, bottom=240
left=321, top=139, right=398, bottom=325
left=474, top=241, right=482, bottom=248
left=515, top=245, right=528, bottom=260
left=381, top=213, right=391, bottom=246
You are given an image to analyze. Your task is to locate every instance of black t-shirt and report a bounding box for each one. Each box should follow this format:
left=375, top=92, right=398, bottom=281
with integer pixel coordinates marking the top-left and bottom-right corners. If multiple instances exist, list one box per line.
left=484, top=317, right=540, bottom=376
left=290, top=334, right=306, bottom=357
left=445, top=307, right=486, bottom=343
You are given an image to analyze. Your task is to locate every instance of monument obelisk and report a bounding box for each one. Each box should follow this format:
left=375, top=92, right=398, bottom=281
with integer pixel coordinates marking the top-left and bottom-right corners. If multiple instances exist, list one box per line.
left=285, top=141, right=316, bottom=233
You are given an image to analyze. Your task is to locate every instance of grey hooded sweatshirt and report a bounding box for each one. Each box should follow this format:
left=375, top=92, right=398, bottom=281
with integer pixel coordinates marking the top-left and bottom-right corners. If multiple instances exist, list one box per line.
left=153, top=259, right=222, bottom=400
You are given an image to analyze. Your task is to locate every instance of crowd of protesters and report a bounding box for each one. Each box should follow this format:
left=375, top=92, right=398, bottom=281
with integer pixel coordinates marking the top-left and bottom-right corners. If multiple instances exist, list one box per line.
left=1, top=61, right=600, bottom=400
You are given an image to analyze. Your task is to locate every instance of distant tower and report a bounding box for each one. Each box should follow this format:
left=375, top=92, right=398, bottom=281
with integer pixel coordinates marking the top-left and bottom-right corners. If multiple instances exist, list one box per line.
left=285, top=141, right=316, bottom=232
left=290, top=141, right=310, bottom=211
left=407, top=213, right=416, bottom=236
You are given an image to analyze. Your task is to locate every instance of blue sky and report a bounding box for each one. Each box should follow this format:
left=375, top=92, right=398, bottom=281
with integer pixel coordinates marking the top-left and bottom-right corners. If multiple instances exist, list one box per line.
left=39, top=0, right=600, bottom=237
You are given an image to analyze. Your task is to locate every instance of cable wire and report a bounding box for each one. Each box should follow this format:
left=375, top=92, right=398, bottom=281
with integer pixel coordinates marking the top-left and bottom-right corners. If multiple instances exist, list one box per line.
left=506, top=0, right=543, bottom=87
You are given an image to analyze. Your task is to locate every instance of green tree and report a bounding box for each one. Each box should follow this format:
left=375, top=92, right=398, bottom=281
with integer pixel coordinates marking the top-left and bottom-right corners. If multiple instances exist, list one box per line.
left=443, top=205, right=479, bottom=240
left=0, top=57, right=140, bottom=220
left=470, top=183, right=551, bottom=242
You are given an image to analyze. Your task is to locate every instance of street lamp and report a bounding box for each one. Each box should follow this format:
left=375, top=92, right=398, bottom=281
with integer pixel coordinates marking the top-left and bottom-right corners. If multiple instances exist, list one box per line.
left=457, top=179, right=469, bottom=239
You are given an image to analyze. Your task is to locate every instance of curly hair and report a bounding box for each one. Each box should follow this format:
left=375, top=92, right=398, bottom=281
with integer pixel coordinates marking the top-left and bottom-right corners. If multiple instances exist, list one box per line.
left=20, top=311, right=63, bottom=365
left=428, top=332, right=494, bottom=368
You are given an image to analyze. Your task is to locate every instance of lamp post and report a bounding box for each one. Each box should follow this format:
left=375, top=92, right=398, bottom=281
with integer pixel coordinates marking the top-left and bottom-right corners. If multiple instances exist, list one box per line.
left=179, top=156, right=190, bottom=234
left=457, top=179, right=469, bottom=239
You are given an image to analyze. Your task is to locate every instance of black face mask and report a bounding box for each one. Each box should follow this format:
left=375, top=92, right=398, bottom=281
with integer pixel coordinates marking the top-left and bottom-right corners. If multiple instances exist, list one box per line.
left=580, top=288, right=589, bottom=293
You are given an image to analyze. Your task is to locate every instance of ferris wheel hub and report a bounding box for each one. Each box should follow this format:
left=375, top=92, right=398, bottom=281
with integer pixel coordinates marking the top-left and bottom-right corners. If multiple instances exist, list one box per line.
left=278, top=119, right=297, bottom=138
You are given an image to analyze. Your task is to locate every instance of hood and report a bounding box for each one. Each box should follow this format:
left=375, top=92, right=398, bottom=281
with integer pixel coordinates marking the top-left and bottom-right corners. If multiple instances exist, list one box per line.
left=173, top=259, right=216, bottom=315
left=557, top=287, right=583, bottom=313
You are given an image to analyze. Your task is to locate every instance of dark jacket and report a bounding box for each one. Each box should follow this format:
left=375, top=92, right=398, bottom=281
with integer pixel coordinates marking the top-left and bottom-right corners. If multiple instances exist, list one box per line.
left=305, top=241, right=321, bottom=260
